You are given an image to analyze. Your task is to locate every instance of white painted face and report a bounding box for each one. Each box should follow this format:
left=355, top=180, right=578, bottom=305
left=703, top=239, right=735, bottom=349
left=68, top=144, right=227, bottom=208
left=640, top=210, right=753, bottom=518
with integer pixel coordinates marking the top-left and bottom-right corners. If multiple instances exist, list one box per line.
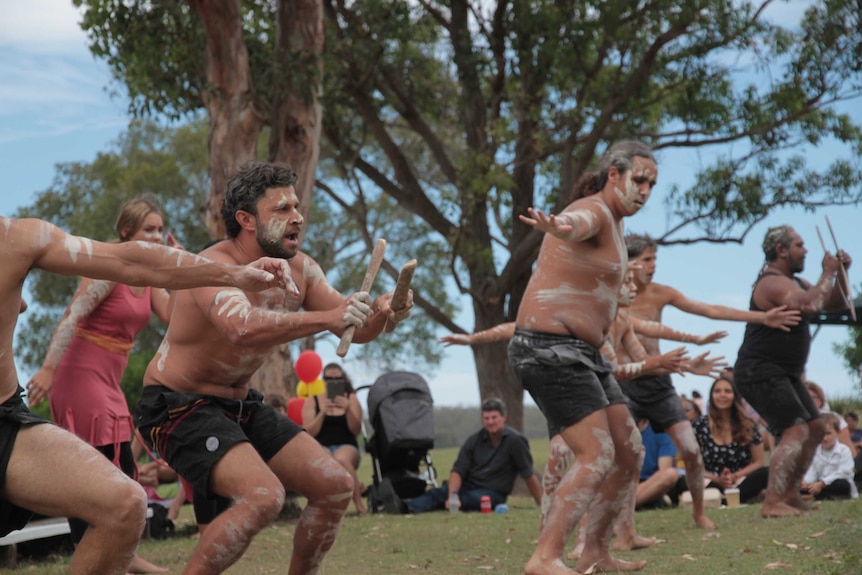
left=613, top=156, right=657, bottom=216
left=255, top=186, right=303, bottom=259
left=617, top=269, right=638, bottom=307
left=129, top=213, right=165, bottom=244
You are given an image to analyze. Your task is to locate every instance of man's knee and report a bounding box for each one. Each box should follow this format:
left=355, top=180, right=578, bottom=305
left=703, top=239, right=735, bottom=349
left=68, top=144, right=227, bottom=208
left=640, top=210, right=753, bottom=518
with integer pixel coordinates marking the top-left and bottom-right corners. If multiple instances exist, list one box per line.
left=99, top=479, right=148, bottom=532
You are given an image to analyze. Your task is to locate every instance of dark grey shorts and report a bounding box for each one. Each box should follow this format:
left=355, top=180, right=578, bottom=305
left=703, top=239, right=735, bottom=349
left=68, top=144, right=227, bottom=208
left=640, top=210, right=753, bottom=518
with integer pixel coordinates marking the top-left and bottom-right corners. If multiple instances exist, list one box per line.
left=1, top=387, right=51, bottom=536
left=136, top=386, right=304, bottom=496
left=733, top=360, right=819, bottom=435
left=508, top=328, right=627, bottom=439
left=620, top=374, right=687, bottom=433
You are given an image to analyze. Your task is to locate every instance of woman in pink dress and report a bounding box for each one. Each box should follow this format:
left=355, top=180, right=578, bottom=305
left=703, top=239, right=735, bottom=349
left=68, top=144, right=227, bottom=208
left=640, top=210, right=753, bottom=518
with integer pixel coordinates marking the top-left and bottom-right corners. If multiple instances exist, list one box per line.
left=27, top=197, right=177, bottom=574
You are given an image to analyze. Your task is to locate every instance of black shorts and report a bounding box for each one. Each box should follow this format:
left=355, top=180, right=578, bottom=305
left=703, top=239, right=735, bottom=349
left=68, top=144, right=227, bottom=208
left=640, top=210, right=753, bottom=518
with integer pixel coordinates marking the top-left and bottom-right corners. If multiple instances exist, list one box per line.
left=508, top=328, right=627, bottom=438
left=0, top=387, right=51, bottom=537
left=734, top=360, right=819, bottom=435
left=619, top=374, right=687, bottom=433
left=136, top=386, right=304, bottom=496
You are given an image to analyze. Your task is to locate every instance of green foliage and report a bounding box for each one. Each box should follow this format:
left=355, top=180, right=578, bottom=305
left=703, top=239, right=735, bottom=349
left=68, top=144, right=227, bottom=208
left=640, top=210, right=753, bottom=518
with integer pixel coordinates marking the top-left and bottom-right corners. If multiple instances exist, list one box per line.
left=14, top=120, right=211, bottom=397
left=71, top=0, right=862, bottom=414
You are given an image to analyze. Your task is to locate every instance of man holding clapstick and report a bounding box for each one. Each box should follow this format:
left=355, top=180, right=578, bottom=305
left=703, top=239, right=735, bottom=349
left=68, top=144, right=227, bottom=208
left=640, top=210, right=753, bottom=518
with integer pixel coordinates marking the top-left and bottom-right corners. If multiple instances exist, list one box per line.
left=136, top=162, right=413, bottom=575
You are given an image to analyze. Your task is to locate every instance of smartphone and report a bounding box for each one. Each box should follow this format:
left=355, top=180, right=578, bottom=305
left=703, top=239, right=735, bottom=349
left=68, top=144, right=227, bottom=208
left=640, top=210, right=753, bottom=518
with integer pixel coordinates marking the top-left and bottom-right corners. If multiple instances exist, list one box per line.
left=326, top=378, right=347, bottom=400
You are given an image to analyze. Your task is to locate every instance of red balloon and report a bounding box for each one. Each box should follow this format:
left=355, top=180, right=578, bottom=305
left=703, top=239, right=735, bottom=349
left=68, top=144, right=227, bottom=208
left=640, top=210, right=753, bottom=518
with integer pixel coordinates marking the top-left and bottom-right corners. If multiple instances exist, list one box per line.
left=295, top=350, right=322, bottom=383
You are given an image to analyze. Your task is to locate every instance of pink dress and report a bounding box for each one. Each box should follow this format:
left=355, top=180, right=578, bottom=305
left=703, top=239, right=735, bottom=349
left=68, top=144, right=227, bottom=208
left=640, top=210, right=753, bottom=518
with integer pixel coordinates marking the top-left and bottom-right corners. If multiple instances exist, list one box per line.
left=49, top=284, right=152, bottom=450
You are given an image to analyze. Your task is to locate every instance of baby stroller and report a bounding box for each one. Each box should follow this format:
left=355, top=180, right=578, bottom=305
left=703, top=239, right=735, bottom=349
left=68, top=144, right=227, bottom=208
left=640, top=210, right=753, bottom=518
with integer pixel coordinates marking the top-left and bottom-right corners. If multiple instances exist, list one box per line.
left=358, top=371, right=438, bottom=513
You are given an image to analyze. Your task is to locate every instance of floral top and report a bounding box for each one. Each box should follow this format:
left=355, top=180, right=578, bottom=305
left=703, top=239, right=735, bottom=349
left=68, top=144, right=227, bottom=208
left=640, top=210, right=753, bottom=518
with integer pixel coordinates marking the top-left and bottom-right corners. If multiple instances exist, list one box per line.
left=693, top=414, right=762, bottom=474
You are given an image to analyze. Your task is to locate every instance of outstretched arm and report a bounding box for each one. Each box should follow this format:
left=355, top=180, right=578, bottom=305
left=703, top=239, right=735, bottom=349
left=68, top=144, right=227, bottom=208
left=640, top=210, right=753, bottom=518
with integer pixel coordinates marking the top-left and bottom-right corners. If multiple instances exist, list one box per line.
left=630, top=316, right=727, bottom=345
left=519, top=204, right=603, bottom=243
left=26, top=218, right=288, bottom=292
left=439, top=322, right=516, bottom=346
left=665, top=285, right=800, bottom=331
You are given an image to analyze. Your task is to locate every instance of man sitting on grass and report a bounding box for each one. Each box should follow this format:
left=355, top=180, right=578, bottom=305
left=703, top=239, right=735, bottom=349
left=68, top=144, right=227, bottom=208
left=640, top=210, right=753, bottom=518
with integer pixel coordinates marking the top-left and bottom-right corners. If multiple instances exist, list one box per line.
left=385, top=398, right=542, bottom=514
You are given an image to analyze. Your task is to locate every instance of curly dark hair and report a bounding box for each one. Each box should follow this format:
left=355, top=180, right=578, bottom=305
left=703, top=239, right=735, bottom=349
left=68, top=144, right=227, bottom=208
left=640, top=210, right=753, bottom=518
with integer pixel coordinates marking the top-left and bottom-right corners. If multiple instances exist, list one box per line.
left=221, top=162, right=298, bottom=238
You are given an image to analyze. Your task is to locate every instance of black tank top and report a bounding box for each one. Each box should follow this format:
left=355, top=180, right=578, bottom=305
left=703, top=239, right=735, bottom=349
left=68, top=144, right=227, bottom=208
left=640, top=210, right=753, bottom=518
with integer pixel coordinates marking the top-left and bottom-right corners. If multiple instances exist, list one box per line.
left=313, top=396, right=358, bottom=448
left=736, top=272, right=811, bottom=376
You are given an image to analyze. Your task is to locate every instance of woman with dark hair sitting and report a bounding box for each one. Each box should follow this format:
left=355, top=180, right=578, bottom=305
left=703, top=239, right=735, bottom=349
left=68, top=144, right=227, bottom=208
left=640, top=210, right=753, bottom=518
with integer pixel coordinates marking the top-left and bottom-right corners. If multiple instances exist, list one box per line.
left=302, top=363, right=367, bottom=513
left=692, top=377, right=769, bottom=505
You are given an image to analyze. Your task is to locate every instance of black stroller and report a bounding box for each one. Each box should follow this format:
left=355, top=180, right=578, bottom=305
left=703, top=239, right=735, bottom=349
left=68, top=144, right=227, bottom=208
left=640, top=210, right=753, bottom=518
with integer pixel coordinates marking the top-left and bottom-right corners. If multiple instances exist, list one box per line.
left=357, top=371, right=438, bottom=513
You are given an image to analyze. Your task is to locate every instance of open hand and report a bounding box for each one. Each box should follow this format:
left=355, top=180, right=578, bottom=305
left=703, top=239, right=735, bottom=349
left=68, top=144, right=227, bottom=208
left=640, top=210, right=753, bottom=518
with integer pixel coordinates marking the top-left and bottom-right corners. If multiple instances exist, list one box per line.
left=695, top=330, right=728, bottom=345
left=519, top=208, right=575, bottom=241
left=763, top=305, right=801, bottom=332
left=439, top=334, right=472, bottom=346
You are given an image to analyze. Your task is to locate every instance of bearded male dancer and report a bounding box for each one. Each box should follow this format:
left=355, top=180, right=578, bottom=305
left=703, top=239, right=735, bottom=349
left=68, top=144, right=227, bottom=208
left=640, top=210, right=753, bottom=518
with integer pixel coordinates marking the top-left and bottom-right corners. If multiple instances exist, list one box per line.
left=734, top=225, right=851, bottom=517
left=624, top=233, right=800, bottom=529
left=136, top=162, right=413, bottom=575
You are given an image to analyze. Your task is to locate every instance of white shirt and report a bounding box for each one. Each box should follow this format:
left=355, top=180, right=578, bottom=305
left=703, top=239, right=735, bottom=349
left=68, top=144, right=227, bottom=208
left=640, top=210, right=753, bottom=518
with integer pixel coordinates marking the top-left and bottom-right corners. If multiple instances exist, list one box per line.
left=804, top=442, right=858, bottom=499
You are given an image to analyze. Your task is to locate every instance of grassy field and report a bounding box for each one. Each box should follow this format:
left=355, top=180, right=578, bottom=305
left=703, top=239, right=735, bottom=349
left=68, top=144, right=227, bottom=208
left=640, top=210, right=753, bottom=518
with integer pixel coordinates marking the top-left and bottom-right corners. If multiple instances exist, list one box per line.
left=12, top=441, right=862, bottom=575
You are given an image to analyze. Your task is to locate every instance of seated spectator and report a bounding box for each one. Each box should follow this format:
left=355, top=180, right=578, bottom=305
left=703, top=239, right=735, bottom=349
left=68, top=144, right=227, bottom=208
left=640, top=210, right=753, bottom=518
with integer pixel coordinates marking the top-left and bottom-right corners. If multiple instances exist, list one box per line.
left=806, top=381, right=855, bottom=454
left=637, top=421, right=684, bottom=510
left=802, top=413, right=858, bottom=500
left=844, top=411, right=862, bottom=451
left=681, top=396, right=701, bottom=423
left=692, top=376, right=769, bottom=505
left=401, top=398, right=542, bottom=514
left=302, top=363, right=367, bottom=514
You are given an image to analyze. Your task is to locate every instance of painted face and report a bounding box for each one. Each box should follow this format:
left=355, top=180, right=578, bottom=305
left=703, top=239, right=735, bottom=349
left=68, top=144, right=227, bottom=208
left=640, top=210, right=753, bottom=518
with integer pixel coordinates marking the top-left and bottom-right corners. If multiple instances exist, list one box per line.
left=129, top=213, right=165, bottom=244
left=254, top=186, right=303, bottom=259
left=612, top=156, right=656, bottom=216
left=821, top=426, right=838, bottom=450
left=784, top=230, right=807, bottom=274
left=617, top=269, right=638, bottom=307
left=629, top=247, right=657, bottom=286
left=482, top=410, right=507, bottom=435
left=711, top=379, right=735, bottom=411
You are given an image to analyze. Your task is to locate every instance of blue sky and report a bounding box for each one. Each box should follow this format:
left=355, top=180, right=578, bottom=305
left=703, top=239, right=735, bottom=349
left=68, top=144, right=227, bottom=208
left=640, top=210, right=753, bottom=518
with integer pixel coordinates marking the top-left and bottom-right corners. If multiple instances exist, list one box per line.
left=2, top=0, right=861, bottom=407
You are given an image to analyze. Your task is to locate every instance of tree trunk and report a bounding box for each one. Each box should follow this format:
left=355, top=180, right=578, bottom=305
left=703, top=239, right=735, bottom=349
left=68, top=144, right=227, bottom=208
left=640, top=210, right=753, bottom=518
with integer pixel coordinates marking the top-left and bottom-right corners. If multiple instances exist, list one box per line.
left=269, top=0, right=324, bottom=227
left=188, top=0, right=264, bottom=239
left=470, top=299, right=524, bottom=431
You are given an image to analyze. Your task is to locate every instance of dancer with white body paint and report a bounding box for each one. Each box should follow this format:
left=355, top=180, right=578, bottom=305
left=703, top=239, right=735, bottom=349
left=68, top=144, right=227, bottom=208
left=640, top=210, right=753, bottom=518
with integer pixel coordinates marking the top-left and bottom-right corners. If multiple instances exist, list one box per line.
left=734, top=225, right=851, bottom=517
left=441, top=267, right=724, bottom=557
left=26, top=197, right=181, bottom=574
left=136, top=162, right=413, bottom=575
left=0, top=215, right=287, bottom=575
left=623, top=233, right=801, bottom=531
left=508, top=140, right=655, bottom=575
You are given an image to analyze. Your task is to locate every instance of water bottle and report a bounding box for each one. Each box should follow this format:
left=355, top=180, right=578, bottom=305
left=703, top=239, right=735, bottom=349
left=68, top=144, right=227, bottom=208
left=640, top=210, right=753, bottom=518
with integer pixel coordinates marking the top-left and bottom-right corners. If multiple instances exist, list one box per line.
left=448, top=492, right=461, bottom=514
left=480, top=495, right=492, bottom=514
left=494, top=503, right=509, bottom=514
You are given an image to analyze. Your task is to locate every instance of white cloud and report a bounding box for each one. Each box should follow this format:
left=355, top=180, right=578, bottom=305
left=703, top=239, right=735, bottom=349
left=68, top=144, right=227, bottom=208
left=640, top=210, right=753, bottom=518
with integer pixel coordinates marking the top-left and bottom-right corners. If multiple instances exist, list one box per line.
left=0, top=0, right=89, bottom=55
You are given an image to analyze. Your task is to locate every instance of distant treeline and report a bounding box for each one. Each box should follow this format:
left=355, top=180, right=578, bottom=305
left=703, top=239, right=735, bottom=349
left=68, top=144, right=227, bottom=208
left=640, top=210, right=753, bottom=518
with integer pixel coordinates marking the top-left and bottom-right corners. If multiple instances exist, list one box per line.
left=363, top=405, right=548, bottom=449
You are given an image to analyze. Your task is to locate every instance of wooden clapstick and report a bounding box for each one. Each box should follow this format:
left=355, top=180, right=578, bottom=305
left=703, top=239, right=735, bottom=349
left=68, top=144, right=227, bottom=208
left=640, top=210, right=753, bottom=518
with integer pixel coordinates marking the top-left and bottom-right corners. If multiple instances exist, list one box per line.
left=384, top=259, right=417, bottom=333
left=336, top=239, right=387, bottom=357
left=825, top=216, right=856, bottom=322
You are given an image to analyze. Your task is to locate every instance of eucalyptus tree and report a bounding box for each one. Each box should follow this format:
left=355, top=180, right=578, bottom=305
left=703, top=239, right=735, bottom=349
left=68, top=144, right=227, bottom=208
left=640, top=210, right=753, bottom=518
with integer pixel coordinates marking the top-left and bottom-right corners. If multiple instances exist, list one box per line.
left=73, top=0, right=862, bottom=427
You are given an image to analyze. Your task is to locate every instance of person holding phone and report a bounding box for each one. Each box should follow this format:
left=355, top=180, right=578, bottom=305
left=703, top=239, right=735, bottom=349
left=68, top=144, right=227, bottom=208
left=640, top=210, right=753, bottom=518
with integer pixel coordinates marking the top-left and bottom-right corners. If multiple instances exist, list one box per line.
left=302, top=363, right=367, bottom=513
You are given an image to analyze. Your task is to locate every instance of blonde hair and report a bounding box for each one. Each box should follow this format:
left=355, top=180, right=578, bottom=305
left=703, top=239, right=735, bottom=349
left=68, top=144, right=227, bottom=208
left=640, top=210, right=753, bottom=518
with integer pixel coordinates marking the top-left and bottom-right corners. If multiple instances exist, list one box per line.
left=115, top=196, right=163, bottom=242
left=821, top=412, right=841, bottom=433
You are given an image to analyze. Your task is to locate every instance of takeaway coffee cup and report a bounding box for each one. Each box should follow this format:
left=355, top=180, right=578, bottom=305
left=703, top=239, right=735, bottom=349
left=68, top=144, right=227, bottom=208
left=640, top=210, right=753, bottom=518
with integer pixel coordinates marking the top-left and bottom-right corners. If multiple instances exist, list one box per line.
left=725, top=488, right=741, bottom=508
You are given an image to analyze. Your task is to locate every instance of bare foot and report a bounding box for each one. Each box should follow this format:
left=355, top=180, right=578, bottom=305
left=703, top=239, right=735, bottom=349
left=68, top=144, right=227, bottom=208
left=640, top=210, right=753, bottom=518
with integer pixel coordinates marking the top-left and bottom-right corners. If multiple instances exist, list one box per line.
left=566, top=538, right=585, bottom=561
left=578, top=556, right=647, bottom=573
left=761, top=502, right=803, bottom=518
left=693, top=513, right=716, bottom=530
left=788, top=497, right=819, bottom=512
left=525, top=557, right=582, bottom=575
left=613, top=533, right=657, bottom=552
left=128, top=554, right=169, bottom=574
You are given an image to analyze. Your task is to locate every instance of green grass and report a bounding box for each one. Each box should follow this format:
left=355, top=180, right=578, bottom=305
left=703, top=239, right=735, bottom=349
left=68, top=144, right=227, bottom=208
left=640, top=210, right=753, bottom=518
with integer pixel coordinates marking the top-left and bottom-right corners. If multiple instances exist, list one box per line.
left=12, top=442, right=862, bottom=574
